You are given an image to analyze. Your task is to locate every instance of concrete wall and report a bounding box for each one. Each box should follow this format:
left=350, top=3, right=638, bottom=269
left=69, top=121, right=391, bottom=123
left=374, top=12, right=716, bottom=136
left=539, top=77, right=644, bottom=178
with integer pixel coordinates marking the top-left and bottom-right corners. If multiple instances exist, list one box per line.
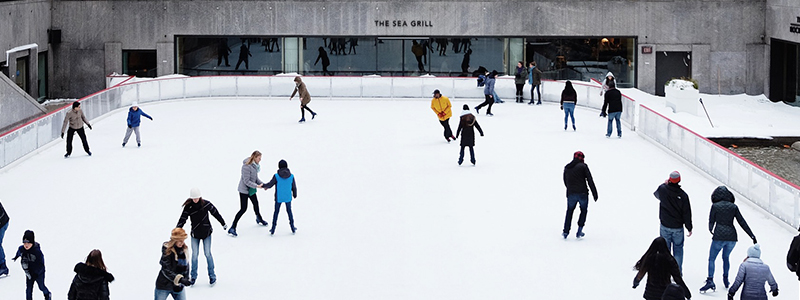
left=49, top=0, right=767, bottom=97
left=0, top=0, right=50, bottom=99
left=0, top=73, right=47, bottom=133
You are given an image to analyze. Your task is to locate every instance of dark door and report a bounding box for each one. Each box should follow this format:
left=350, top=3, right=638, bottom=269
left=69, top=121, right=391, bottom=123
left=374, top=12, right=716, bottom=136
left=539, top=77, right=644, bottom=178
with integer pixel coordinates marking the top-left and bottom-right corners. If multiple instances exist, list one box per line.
left=15, top=56, right=28, bottom=93
left=769, top=39, right=798, bottom=103
left=655, top=51, right=692, bottom=96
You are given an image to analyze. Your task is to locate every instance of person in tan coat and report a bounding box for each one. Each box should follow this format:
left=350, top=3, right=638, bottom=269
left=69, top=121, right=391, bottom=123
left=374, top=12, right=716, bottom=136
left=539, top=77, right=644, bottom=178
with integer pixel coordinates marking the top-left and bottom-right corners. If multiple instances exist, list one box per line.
left=61, top=101, right=92, bottom=158
left=430, top=89, right=455, bottom=142
left=290, top=76, right=317, bottom=123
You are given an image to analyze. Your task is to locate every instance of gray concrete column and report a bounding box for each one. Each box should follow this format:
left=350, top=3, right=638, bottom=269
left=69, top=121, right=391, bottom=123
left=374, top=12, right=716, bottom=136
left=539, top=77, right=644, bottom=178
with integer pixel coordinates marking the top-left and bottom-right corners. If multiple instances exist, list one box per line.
left=690, top=45, right=711, bottom=94
left=746, top=43, right=767, bottom=95
left=638, top=44, right=656, bottom=95
left=157, top=42, right=174, bottom=76
left=105, top=42, right=122, bottom=76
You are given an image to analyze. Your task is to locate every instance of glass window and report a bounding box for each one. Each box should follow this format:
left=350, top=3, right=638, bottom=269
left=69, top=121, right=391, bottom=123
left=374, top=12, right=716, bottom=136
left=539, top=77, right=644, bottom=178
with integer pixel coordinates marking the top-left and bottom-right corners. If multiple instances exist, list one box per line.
left=301, top=37, right=378, bottom=76
left=525, top=37, right=636, bottom=88
left=122, top=50, right=157, bottom=77
left=176, top=37, right=284, bottom=75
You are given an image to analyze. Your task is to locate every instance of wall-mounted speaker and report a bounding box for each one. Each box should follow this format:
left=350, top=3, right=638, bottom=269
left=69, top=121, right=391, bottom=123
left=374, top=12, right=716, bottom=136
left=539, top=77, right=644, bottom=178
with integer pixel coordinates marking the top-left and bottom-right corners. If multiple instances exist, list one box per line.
left=48, top=29, right=61, bottom=44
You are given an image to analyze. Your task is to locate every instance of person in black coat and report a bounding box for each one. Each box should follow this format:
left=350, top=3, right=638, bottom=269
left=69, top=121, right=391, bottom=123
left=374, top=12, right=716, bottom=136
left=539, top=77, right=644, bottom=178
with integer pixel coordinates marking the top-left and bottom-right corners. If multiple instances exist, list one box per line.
left=154, top=228, right=193, bottom=300
left=661, top=283, right=688, bottom=300
left=634, top=237, right=692, bottom=300
left=702, top=186, right=757, bottom=291
left=235, top=43, right=252, bottom=70
left=455, top=104, right=484, bottom=166
left=314, top=47, right=331, bottom=76
left=176, top=188, right=225, bottom=286
left=13, top=230, right=51, bottom=300
left=560, top=81, right=578, bottom=131
left=562, top=151, right=598, bottom=239
left=0, top=200, right=9, bottom=276
left=217, top=38, right=231, bottom=67
left=653, top=171, right=693, bottom=272
left=787, top=227, right=800, bottom=281
left=68, top=249, right=114, bottom=300
left=600, top=81, right=623, bottom=138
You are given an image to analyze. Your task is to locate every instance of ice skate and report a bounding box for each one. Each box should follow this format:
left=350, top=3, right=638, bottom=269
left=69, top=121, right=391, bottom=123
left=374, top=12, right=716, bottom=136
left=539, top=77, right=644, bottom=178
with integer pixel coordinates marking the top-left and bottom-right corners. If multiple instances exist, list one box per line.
left=723, top=276, right=729, bottom=288
left=227, top=227, right=237, bottom=237
left=311, top=112, right=317, bottom=120
left=256, top=216, right=268, bottom=226
left=298, top=117, right=306, bottom=123
left=699, top=277, right=715, bottom=293
left=576, top=227, right=585, bottom=238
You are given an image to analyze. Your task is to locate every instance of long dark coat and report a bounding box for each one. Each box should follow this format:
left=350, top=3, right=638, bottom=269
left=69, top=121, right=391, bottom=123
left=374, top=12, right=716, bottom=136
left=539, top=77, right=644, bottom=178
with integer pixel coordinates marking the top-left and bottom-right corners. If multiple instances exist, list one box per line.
left=456, top=112, right=484, bottom=147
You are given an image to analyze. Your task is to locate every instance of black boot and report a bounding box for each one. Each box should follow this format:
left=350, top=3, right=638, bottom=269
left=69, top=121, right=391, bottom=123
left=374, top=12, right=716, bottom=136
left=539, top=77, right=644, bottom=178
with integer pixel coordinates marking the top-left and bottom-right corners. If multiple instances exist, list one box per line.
left=0, top=261, right=8, bottom=276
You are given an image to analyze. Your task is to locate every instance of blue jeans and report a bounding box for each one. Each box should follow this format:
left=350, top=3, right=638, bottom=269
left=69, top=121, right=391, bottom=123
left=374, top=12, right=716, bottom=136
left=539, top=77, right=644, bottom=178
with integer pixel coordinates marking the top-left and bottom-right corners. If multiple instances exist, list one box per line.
left=0, top=222, right=7, bottom=264
left=26, top=273, right=50, bottom=300
left=492, top=90, right=503, bottom=103
left=708, top=240, right=736, bottom=279
left=154, top=288, right=186, bottom=300
left=530, top=84, right=540, bottom=103
left=563, top=103, right=576, bottom=127
left=563, top=193, right=588, bottom=233
left=606, top=111, right=621, bottom=137
left=191, top=235, right=215, bottom=282
left=660, top=225, right=685, bottom=272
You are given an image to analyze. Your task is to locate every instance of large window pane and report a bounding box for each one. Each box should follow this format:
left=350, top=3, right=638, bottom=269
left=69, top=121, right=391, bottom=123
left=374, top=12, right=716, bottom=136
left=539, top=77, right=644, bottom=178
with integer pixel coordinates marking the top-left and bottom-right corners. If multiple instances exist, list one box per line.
left=301, top=37, right=377, bottom=76
left=525, top=37, right=636, bottom=87
left=177, top=37, right=283, bottom=75
left=376, top=39, right=403, bottom=76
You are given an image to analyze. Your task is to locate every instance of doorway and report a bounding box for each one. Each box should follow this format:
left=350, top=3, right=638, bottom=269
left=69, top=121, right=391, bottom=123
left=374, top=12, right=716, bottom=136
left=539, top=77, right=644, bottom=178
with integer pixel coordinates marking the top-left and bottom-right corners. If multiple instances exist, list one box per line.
left=15, top=56, right=29, bottom=93
left=769, top=38, right=798, bottom=103
left=655, top=51, right=692, bottom=96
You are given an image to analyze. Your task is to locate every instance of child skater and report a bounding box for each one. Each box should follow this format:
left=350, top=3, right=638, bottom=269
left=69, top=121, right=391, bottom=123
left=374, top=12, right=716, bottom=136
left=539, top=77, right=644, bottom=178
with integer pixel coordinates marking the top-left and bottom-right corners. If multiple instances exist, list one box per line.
left=122, top=102, right=153, bottom=147
left=264, top=159, right=298, bottom=235
left=13, top=230, right=51, bottom=300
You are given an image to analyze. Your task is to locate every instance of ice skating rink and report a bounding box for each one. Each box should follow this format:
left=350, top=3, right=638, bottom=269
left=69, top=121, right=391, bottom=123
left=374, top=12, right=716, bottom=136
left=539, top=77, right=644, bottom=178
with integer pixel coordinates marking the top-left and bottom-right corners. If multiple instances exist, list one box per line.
left=0, top=98, right=796, bottom=299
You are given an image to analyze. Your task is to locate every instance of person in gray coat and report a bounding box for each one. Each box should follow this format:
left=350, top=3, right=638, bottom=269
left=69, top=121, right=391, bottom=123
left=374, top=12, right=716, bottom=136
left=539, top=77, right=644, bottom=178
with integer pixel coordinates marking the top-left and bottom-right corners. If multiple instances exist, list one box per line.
left=701, top=186, right=757, bottom=293
left=475, top=70, right=497, bottom=116
left=61, top=101, right=92, bottom=158
left=228, top=150, right=268, bottom=237
left=728, top=244, right=779, bottom=300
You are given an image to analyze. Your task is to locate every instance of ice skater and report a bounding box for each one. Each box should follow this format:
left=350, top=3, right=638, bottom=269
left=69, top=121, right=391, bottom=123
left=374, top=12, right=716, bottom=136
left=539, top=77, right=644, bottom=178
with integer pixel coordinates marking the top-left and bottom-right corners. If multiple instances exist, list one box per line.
left=430, top=89, right=455, bottom=142
left=290, top=76, right=317, bottom=123
left=154, top=228, right=193, bottom=300
left=528, top=61, right=542, bottom=105
left=787, top=227, right=800, bottom=281
left=61, top=101, right=92, bottom=158
left=67, top=249, right=114, bottom=299
left=561, top=151, right=598, bottom=239
left=475, top=70, right=497, bottom=116
left=560, top=81, right=577, bottom=131
left=122, top=102, right=153, bottom=147
left=13, top=230, right=51, bottom=300
left=176, top=187, right=226, bottom=286
left=0, top=200, right=8, bottom=277
left=633, top=237, right=692, bottom=300
left=228, top=151, right=268, bottom=237
left=728, top=244, right=779, bottom=300
left=700, top=186, right=757, bottom=293
left=263, top=160, right=298, bottom=235
left=600, top=72, right=617, bottom=96
left=600, top=81, right=622, bottom=138
left=514, top=61, right=528, bottom=103
left=455, top=104, right=484, bottom=166
left=654, top=171, right=693, bottom=272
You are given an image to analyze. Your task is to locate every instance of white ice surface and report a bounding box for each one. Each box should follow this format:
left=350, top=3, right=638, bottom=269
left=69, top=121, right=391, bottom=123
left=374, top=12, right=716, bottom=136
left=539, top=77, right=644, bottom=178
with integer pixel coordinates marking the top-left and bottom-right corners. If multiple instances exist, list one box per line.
left=0, top=98, right=797, bottom=299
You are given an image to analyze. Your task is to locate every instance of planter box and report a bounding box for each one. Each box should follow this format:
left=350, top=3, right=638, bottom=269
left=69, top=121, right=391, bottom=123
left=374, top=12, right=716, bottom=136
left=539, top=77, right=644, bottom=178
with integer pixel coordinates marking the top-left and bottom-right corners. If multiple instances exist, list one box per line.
left=665, top=85, right=700, bottom=116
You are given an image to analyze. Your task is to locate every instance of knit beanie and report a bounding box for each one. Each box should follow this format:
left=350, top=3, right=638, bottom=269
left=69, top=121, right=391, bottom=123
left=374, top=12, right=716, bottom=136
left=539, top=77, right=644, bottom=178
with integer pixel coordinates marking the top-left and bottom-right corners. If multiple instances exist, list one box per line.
left=747, top=244, right=761, bottom=258
left=23, top=230, right=35, bottom=244
left=573, top=151, right=585, bottom=161
left=189, top=187, right=202, bottom=199
left=170, top=228, right=188, bottom=242
left=463, top=104, right=469, bottom=111
left=72, top=101, right=80, bottom=109
left=279, top=159, right=288, bottom=169
left=669, top=171, right=681, bottom=184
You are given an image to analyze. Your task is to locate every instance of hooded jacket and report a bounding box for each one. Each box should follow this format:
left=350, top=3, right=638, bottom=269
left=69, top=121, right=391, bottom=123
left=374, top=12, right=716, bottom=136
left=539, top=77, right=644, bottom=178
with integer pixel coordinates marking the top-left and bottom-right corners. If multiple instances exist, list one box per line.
left=155, top=244, right=189, bottom=292
left=601, top=72, right=617, bottom=95
left=264, top=167, right=297, bottom=203
left=654, top=183, right=693, bottom=231
left=68, top=262, right=114, bottom=300
left=709, top=187, right=755, bottom=242
left=62, top=108, right=91, bottom=133
left=563, top=159, right=598, bottom=199
left=176, top=199, right=226, bottom=240
left=601, top=88, right=623, bottom=114
left=126, top=107, right=152, bottom=128
left=729, top=257, right=778, bottom=300
left=455, top=110, right=484, bottom=147
left=14, top=242, right=45, bottom=277
left=483, top=75, right=496, bottom=95
left=431, top=95, right=453, bottom=121
left=291, top=77, right=312, bottom=105
left=238, top=158, right=264, bottom=194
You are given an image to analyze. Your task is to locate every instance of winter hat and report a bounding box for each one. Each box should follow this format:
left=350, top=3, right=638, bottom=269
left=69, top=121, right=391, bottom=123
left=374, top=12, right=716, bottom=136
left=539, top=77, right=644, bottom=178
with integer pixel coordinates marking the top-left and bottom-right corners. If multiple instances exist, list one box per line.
left=490, top=70, right=498, bottom=77
left=132, top=101, right=139, bottom=107
left=23, top=230, right=35, bottom=244
left=278, top=159, right=288, bottom=169
left=432, top=89, right=441, bottom=95
left=463, top=104, right=469, bottom=110
left=711, top=186, right=734, bottom=203
left=189, top=187, right=202, bottom=199
left=573, top=151, right=585, bottom=161
left=747, top=244, right=761, bottom=258
left=170, top=228, right=188, bottom=242
left=72, top=101, right=81, bottom=109
left=669, top=171, right=681, bottom=184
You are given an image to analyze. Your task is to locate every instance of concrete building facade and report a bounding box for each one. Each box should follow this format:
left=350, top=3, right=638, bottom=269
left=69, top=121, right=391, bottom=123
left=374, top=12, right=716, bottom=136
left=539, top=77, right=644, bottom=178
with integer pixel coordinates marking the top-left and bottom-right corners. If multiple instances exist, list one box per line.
left=0, top=0, right=797, bottom=103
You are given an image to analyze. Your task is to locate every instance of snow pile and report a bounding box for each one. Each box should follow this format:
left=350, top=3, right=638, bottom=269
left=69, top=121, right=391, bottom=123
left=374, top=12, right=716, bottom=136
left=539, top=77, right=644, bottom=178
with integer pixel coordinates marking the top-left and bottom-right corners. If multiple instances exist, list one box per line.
left=666, top=79, right=698, bottom=91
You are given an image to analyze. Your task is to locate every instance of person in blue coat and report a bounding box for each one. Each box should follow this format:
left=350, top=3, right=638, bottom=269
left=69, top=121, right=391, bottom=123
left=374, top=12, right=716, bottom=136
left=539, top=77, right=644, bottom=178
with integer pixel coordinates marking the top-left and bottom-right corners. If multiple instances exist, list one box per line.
left=0, top=200, right=9, bottom=277
left=13, top=230, right=51, bottom=300
left=122, top=102, right=153, bottom=147
left=263, top=159, right=298, bottom=235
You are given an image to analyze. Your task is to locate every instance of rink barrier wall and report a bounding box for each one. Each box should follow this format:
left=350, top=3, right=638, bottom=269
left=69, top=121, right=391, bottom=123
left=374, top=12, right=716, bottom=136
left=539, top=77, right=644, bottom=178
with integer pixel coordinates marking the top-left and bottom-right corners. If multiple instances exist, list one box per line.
left=637, top=105, right=800, bottom=228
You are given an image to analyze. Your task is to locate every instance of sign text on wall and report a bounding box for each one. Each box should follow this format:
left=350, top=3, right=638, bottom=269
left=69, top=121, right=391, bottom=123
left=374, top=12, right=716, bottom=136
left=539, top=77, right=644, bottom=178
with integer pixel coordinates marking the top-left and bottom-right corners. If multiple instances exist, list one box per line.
left=374, top=20, right=433, bottom=27
left=791, top=17, right=800, bottom=34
